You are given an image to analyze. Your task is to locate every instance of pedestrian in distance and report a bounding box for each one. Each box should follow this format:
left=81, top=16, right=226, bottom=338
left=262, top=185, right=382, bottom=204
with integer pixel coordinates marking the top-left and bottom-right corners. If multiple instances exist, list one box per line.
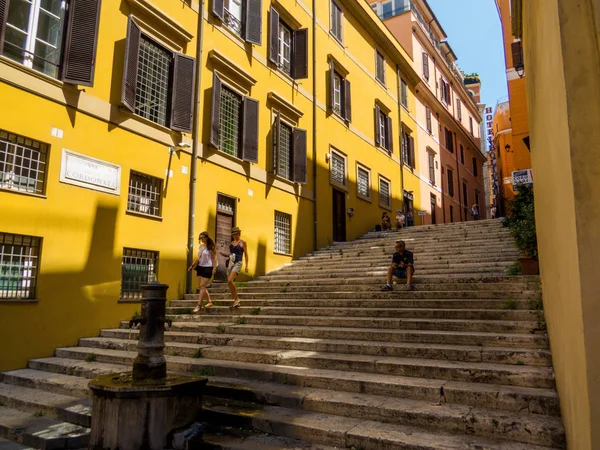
left=220, top=226, right=248, bottom=309
left=381, top=212, right=392, bottom=231
left=188, top=232, right=217, bottom=313
left=395, top=210, right=405, bottom=230
left=491, top=205, right=497, bottom=219
left=382, top=240, right=415, bottom=291
left=471, top=203, right=480, bottom=221
left=407, top=209, right=414, bottom=227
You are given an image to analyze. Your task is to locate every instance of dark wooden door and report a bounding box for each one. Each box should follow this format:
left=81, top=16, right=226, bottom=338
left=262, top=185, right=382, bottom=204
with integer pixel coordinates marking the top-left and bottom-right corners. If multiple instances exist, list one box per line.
left=215, top=194, right=236, bottom=280
left=430, top=194, right=437, bottom=225
left=332, top=189, right=346, bottom=242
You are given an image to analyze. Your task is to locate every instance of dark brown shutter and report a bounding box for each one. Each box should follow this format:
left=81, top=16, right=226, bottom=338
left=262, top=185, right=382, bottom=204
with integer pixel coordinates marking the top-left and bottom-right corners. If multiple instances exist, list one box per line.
left=61, top=0, right=102, bottom=86
left=210, top=73, right=222, bottom=148
left=245, top=0, right=262, bottom=45
left=0, top=0, right=9, bottom=52
left=292, top=28, right=308, bottom=80
left=512, top=41, right=523, bottom=68
left=329, top=60, right=335, bottom=113
left=120, top=17, right=141, bottom=112
left=273, top=111, right=281, bottom=173
left=343, top=78, right=351, bottom=122
left=268, top=7, right=279, bottom=64
left=241, top=97, right=259, bottom=163
left=374, top=105, right=381, bottom=146
left=386, top=116, right=393, bottom=152
left=212, top=0, right=224, bottom=20
left=423, top=53, right=429, bottom=79
left=170, top=53, right=196, bottom=132
left=292, top=128, right=307, bottom=184
left=409, top=136, right=415, bottom=168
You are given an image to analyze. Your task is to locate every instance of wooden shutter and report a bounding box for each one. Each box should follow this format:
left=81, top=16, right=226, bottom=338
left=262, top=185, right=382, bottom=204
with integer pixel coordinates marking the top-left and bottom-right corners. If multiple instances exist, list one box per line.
left=292, top=128, right=307, bottom=184
left=273, top=111, right=281, bottom=173
left=61, top=0, right=102, bottom=85
left=212, top=0, right=224, bottom=20
left=292, top=28, right=308, bottom=80
left=374, top=105, right=381, bottom=146
left=422, top=53, right=429, bottom=79
left=386, top=116, right=393, bottom=152
left=268, top=7, right=279, bottom=64
left=0, top=0, right=9, bottom=52
left=328, top=60, right=335, bottom=113
left=210, top=73, right=222, bottom=148
left=512, top=41, right=523, bottom=68
left=241, top=97, right=259, bottom=163
left=120, top=17, right=141, bottom=112
left=408, top=136, right=415, bottom=168
left=170, top=53, right=196, bottom=132
left=343, top=78, right=351, bottom=122
left=245, top=0, right=262, bottom=45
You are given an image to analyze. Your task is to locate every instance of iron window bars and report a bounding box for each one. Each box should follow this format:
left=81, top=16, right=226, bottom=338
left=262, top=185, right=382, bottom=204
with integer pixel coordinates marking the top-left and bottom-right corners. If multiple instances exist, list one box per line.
left=274, top=211, right=291, bottom=255
left=0, top=233, right=41, bottom=300
left=127, top=171, right=163, bottom=217
left=121, top=248, right=158, bottom=300
left=0, top=129, right=48, bottom=195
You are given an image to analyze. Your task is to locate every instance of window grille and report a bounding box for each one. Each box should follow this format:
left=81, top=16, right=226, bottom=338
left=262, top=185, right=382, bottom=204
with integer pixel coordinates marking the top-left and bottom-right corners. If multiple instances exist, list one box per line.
left=220, top=86, right=243, bottom=157
left=331, top=152, right=345, bottom=185
left=127, top=171, right=162, bottom=217
left=357, top=167, right=370, bottom=197
left=379, top=177, right=390, bottom=207
left=376, top=51, right=385, bottom=84
left=274, top=211, right=291, bottom=254
left=0, top=233, right=41, bottom=300
left=134, top=37, right=172, bottom=126
left=278, top=122, right=293, bottom=180
left=0, top=130, right=48, bottom=195
left=333, top=72, right=342, bottom=115
left=330, top=1, right=342, bottom=41
left=3, top=0, right=65, bottom=78
left=121, top=248, right=158, bottom=300
left=279, top=22, right=292, bottom=75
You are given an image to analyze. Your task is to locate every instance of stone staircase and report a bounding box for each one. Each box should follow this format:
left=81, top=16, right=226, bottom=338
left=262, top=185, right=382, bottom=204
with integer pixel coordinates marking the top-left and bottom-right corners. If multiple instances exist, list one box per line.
left=0, top=219, right=565, bottom=449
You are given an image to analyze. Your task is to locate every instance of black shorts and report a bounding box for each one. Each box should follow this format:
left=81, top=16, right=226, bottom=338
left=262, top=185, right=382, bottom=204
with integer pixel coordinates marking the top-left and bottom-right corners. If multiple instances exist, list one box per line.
left=195, top=266, right=213, bottom=279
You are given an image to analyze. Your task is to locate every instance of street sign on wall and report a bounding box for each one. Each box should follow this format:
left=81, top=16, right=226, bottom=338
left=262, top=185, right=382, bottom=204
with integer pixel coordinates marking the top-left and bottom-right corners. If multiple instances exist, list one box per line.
left=418, top=210, right=427, bottom=216
left=512, top=169, right=533, bottom=189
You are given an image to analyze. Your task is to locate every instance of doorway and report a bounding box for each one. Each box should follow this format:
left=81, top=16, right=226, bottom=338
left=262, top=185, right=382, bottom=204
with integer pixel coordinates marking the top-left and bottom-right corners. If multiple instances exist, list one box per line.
left=215, top=194, right=236, bottom=280
left=332, top=189, right=346, bottom=242
left=430, top=194, right=437, bottom=225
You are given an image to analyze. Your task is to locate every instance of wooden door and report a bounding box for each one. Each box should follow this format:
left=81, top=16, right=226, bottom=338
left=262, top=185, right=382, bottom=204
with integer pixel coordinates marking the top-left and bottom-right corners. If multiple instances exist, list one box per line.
left=332, top=189, right=346, bottom=242
left=430, top=194, right=437, bottom=225
left=215, top=194, right=236, bottom=280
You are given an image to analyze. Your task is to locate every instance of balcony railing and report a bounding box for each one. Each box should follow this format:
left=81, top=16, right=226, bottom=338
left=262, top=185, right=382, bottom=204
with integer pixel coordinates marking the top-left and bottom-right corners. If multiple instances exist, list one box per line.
left=224, top=8, right=242, bottom=36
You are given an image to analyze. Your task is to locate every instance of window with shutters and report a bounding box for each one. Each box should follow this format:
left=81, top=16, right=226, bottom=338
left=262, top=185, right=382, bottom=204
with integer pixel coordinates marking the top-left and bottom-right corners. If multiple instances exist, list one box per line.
left=1, top=0, right=101, bottom=84
left=333, top=72, right=342, bottom=114
left=469, top=117, right=474, bottom=135
left=449, top=205, right=454, bottom=223
left=224, top=0, right=243, bottom=36
left=268, top=8, right=308, bottom=80
left=274, top=211, right=291, bottom=255
left=400, top=79, right=408, bottom=108
left=422, top=52, right=429, bottom=81
left=401, top=129, right=414, bottom=169
left=375, top=105, right=392, bottom=152
left=0, top=232, right=41, bottom=300
left=445, top=128, right=454, bottom=153
left=272, top=112, right=307, bottom=183
left=457, top=99, right=462, bottom=121
left=121, top=248, right=158, bottom=300
left=460, top=144, right=465, bottom=164
left=212, top=0, right=262, bottom=44
left=0, top=129, right=48, bottom=195
left=330, top=0, right=342, bottom=42
left=330, top=150, right=346, bottom=188
left=127, top=171, right=163, bottom=218
left=472, top=157, right=478, bottom=177
left=440, top=78, right=451, bottom=105
left=425, top=106, right=432, bottom=134
left=328, top=61, right=351, bottom=121
left=447, top=168, right=454, bottom=197
left=378, top=175, right=391, bottom=209
left=375, top=50, right=385, bottom=85
left=462, top=182, right=468, bottom=207
left=428, top=151, right=435, bottom=184
left=356, top=163, right=370, bottom=201
left=512, top=40, right=524, bottom=70
left=220, top=86, right=243, bottom=157
left=121, top=19, right=196, bottom=132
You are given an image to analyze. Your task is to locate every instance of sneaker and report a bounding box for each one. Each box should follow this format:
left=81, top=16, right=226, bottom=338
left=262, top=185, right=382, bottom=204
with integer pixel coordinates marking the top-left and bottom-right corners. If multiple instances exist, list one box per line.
left=382, top=284, right=393, bottom=291
left=406, top=284, right=414, bottom=291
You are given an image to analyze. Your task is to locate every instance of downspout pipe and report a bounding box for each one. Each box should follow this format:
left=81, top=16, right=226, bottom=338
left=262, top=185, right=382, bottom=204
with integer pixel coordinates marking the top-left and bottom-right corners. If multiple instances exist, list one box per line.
left=455, top=131, right=463, bottom=222
left=186, top=0, right=206, bottom=294
left=312, top=0, right=317, bottom=252
left=396, top=65, right=405, bottom=212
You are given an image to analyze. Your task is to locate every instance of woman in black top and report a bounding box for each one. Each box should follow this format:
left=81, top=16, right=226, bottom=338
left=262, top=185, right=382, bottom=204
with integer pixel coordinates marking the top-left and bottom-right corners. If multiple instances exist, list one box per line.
left=220, top=227, right=248, bottom=308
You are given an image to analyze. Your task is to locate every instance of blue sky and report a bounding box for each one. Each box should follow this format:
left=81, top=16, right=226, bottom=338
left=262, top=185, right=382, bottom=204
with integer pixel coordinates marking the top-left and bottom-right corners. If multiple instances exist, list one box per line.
left=426, top=0, right=508, bottom=109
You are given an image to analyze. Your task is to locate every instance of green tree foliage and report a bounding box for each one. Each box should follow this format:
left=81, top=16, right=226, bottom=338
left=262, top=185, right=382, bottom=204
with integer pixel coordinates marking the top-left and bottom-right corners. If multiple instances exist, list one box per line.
left=503, top=185, right=538, bottom=259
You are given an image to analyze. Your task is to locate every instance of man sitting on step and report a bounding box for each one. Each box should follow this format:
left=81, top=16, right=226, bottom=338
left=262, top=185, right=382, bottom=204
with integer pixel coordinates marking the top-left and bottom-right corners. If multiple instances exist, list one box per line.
left=382, top=240, right=414, bottom=291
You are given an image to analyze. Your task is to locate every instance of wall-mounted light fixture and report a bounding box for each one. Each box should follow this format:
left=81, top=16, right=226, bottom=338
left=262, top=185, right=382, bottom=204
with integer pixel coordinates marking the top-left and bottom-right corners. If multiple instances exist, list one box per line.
left=505, top=144, right=513, bottom=154
left=347, top=208, right=354, bottom=217
left=325, top=153, right=331, bottom=163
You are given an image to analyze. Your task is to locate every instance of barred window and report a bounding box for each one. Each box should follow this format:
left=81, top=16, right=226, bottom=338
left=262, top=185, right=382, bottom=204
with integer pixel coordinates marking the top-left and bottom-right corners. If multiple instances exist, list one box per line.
left=379, top=176, right=390, bottom=207
left=0, top=233, right=41, bottom=300
left=331, top=151, right=346, bottom=186
left=277, top=122, right=293, bottom=180
left=127, top=171, right=163, bottom=217
left=357, top=166, right=370, bottom=198
left=134, top=37, right=172, bottom=126
left=0, top=130, right=48, bottom=195
left=220, top=86, right=243, bottom=157
left=274, top=211, right=291, bottom=255
left=121, top=248, right=158, bottom=300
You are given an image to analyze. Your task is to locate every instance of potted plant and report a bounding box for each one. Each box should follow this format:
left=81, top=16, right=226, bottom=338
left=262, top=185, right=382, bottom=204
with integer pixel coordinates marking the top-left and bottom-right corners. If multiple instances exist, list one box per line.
left=502, top=185, right=539, bottom=275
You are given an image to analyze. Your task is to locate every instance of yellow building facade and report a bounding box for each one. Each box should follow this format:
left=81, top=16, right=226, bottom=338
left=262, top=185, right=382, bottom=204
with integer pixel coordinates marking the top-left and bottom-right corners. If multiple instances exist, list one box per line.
left=0, top=0, right=418, bottom=370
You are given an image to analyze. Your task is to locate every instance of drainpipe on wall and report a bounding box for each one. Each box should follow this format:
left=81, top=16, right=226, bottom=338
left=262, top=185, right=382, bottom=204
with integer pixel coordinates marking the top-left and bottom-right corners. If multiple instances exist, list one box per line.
left=186, top=0, right=206, bottom=294
left=312, top=0, right=317, bottom=252
left=396, top=65, right=405, bottom=214
left=455, top=131, right=463, bottom=222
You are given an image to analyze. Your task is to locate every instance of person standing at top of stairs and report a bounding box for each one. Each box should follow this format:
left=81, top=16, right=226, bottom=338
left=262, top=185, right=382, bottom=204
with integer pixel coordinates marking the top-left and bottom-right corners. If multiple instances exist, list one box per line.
left=382, top=240, right=415, bottom=291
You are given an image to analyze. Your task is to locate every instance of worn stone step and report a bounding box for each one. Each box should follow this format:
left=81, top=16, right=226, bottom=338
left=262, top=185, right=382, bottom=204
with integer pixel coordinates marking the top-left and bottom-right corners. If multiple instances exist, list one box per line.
left=0, top=437, right=37, bottom=449
left=268, top=268, right=512, bottom=277
left=52, top=346, right=555, bottom=389
left=310, top=243, right=515, bottom=255
left=303, top=246, right=517, bottom=258
left=200, top=431, right=338, bottom=449
left=203, top=403, right=560, bottom=449
left=0, top=405, right=89, bottom=450
left=27, top=357, right=560, bottom=417
left=276, top=260, right=516, bottom=271
left=99, top=329, right=552, bottom=366
left=258, top=272, right=522, bottom=281
left=299, top=249, right=518, bottom=260
left=0, top=370, right=91, bottom=400
left=205, top=291, right=539, bottom=300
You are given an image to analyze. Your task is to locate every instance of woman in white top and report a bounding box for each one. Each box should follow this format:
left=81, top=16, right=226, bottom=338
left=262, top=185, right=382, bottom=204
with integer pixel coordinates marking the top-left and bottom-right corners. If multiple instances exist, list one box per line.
left=188, top=232, right=217, bottom=313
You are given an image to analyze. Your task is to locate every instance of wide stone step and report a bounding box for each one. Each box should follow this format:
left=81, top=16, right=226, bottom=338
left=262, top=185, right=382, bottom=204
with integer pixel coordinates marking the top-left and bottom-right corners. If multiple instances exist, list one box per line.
left=0, top=437, right=37, bottom=449
left=0, top=405, right=89, bottom=450
left=203, top=402, right=561, bottom=449
left=99, top=329, right=552, bottom=366
left=0, top=370, right=92, bottom=400
left=52, top=346, right=555, bottom=389
left=205, top=291, right=539, bottom=300
left=27, top=357, right=561, bottom=417
left=294, top=256, right=519, bottom=267
left=268, top=267, right=512, bottom=277
left=201, top=430, right=338, bottom=449
left=311, top=242, right=515, bottom=254
left=272, top=264, right=515, bottom=276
